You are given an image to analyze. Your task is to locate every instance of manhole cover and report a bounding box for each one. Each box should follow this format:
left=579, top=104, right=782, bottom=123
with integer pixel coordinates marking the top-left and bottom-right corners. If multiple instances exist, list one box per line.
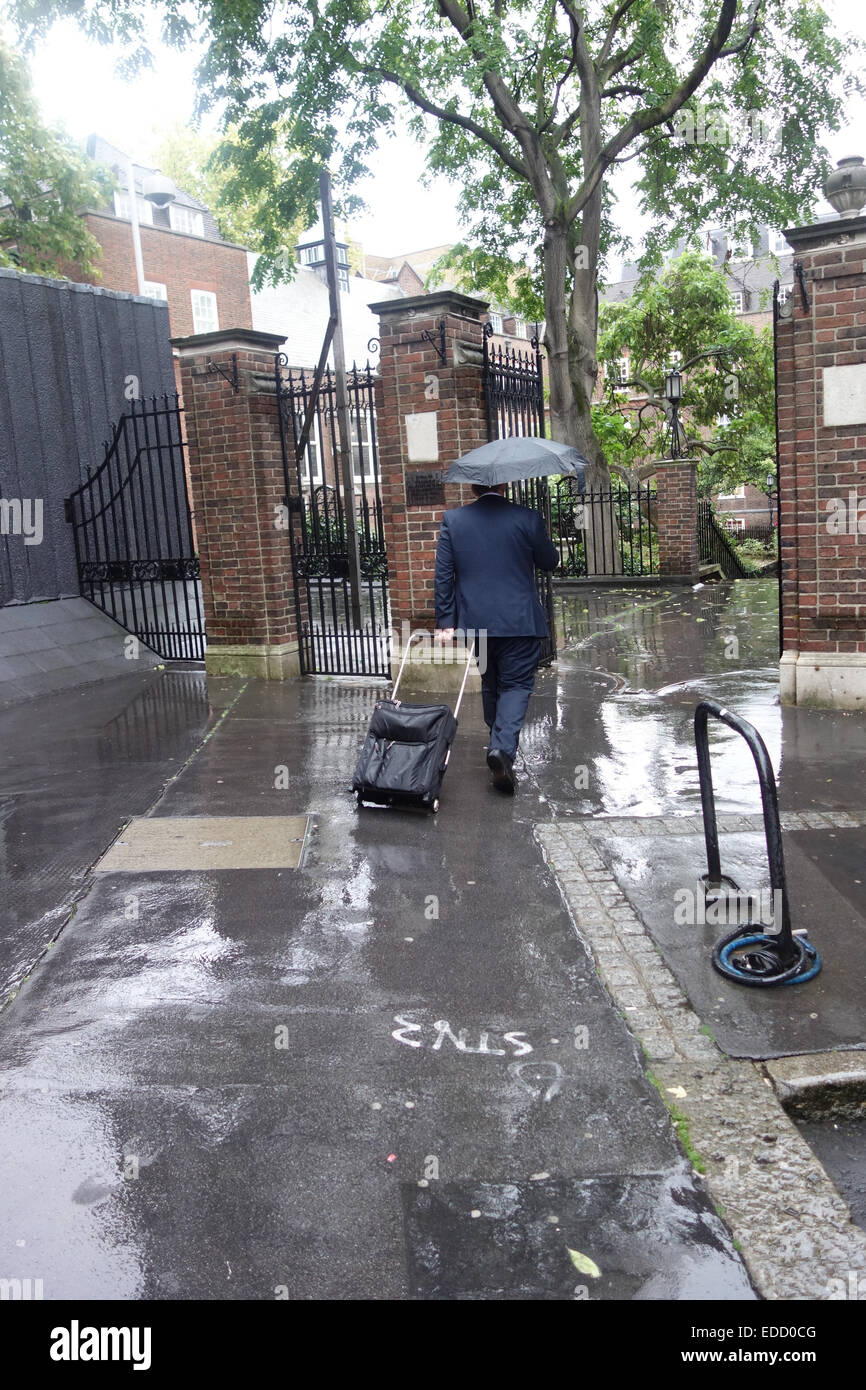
left=95, top=816, right=310, bottom=871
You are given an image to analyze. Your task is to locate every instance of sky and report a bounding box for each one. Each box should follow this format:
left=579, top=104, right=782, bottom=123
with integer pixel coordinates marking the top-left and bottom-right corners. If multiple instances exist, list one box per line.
left=14, top=0, right=866, bottom=268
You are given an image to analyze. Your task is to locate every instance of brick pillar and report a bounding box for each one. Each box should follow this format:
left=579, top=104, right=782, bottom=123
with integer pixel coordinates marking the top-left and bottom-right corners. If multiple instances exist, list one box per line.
left=173, top=327, right=303, bottom=679
left=655, top=459, right=700, bottom=581
left=370, top=291, right=489, bottom=687
left=776, top=211, right=866, bottom=709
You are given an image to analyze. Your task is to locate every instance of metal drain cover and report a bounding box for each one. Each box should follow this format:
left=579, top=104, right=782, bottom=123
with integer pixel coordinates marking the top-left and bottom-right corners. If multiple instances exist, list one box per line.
left=95, top=816, right=310, bottom=872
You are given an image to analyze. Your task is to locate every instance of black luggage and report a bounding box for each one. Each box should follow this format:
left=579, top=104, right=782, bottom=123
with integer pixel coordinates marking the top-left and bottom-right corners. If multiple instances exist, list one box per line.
left=352, top=639, right=474, bottom=812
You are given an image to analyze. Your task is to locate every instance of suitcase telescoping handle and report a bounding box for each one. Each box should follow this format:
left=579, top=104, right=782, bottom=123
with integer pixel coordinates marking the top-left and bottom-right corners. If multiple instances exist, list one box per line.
left=391, top=631, right=476, bottom=715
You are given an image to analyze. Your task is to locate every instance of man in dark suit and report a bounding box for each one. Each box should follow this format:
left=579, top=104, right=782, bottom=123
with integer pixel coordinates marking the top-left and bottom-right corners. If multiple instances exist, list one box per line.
left=434, top=484, right=559, bottom=794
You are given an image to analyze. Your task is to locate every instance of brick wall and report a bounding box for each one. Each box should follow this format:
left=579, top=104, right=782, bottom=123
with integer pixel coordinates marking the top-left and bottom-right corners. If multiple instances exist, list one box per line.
left=175, top=331, right=302, bottom=678
left=70, top=213, right=253, bottom=339
left=655, top=460, right=700, bottom=579
left=371, top=293, right=487, bottom=630
left=777, top=222, right=866, bottom=658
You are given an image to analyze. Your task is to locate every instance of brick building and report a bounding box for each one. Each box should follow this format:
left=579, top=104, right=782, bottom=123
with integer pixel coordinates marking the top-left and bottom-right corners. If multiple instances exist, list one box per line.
left=66, top=135, right=252, bottom=339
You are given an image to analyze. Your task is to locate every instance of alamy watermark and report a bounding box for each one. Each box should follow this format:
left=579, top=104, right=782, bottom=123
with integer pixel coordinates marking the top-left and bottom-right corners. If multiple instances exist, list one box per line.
left=674, top=883, right=783, bottom=933
left=0, top=497, right=43, bottom=546
left=823, top=492, right=866, bottom=535
left=671, top=104, right=783, bottom=155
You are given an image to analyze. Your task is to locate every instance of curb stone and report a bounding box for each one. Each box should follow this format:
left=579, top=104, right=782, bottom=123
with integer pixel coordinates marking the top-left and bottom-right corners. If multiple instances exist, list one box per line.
left=535, top=818, right=866, bottom=1301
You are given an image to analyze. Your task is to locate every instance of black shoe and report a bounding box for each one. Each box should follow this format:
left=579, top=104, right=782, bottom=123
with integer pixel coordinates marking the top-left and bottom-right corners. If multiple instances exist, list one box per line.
left=487, top=748, right=515, bottom=795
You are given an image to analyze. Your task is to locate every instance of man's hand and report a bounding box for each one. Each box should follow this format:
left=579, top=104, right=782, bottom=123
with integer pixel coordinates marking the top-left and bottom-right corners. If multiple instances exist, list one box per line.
left=434, top=628, right=455, bottom=644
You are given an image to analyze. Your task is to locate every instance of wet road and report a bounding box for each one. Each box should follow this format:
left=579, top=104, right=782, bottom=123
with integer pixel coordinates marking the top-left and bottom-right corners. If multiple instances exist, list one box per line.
left=0, top=577, right=846, bottom=1299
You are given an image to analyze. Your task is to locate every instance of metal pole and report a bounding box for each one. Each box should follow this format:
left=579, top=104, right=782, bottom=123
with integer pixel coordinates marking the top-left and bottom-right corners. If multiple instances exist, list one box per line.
left=126, top=157, right=146, bottom=296
left=320, top=169, right=363, bottom=629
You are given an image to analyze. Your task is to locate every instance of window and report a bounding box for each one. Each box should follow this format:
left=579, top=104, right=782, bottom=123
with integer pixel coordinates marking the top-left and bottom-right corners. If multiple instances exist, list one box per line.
left=297, top=242, right=349, bottom=291
left=113, top=191, right=153, bottom=224
left=718, top=483, right=746, bottom=499
left=778, top=284, right=793, bottom=305
left=142, top=281, right=167, bottom=301
left=667, top=350, right=683, bottom=368
left=191, top=290, right=219, bottom=334
left=489, top=312, right=503, bottom=334
left=731, top=291, right=746, bottom=314
left=513, top=318, right=528, bottom=339
left=615, top=357, right=630, bottom=385
left=294, top=414, right=322, bottom=486
left=723, top=516, right=745, bottom=532
left=351, top=411, right=377, bottom=486
left=169, top=204, right=205, bottom=237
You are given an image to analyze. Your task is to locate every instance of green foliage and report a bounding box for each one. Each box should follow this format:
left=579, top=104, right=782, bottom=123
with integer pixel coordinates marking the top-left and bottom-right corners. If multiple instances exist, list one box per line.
left=596, top=249, right=777, bottom=493
left=9, top=0, right=862, bottom=468
left=152, top=120, right=309, bottom=265
left=0, top=38, right=113, bottom=278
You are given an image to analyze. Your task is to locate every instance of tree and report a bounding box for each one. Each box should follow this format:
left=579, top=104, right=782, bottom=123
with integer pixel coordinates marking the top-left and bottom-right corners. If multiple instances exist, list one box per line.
left=596, top=248, right=776, bottom=496
left=12, top=1, right=860, bottom=483
left=0, top=38, right=112, bottom=278
left=152, top=121, right=309, bottom=259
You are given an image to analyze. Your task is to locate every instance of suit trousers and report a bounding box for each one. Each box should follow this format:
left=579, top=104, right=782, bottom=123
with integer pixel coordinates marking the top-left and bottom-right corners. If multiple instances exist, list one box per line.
left=478, top=636, right=542, bottom=759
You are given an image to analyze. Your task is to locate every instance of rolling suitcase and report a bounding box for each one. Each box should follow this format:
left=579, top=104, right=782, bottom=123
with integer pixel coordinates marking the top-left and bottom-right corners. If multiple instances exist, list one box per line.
left=352, top=638, right=475, bottom=812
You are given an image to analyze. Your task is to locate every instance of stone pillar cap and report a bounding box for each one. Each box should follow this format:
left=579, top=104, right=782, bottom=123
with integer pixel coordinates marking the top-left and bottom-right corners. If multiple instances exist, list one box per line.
left=171, top=327, right=287, bottom=354
left=369, top=289, right=490, bottom=319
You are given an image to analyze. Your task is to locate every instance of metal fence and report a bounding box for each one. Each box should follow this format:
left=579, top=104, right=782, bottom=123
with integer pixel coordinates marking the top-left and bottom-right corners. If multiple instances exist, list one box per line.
left=276, top=358, right=390, bottom=677
left=64, top=394, right=205, bottom=661
left=719, top=522, right=777, bottom=545
left=549, top=479, right=658, bottom=578
left=698, top=500, right=748, bottom=579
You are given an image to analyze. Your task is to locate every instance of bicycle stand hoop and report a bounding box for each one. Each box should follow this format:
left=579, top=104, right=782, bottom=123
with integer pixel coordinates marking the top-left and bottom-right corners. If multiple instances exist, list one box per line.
left=693, top=699, right=822, bottom=988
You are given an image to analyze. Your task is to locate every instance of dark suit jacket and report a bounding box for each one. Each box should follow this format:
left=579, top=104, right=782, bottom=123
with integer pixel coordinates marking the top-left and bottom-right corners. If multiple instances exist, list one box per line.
left=434, top=493, right=559, bottom=637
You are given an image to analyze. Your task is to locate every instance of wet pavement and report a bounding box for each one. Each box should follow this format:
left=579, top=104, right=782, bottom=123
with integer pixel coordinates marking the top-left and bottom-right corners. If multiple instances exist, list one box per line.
left=796, top=1119, right=866, bottom=1234
left=0, top=577, right=863, bottom=1298
left=0, top=669, right=240, bottom=1005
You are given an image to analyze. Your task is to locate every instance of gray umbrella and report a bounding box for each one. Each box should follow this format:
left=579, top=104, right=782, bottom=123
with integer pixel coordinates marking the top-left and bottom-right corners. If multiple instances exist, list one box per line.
left=444, top=435, right=589, bottom=487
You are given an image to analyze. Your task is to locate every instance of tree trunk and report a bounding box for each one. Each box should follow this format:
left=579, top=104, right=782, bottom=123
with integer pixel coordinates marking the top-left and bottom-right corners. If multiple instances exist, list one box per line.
left=542, top=207, right=622, bottom=576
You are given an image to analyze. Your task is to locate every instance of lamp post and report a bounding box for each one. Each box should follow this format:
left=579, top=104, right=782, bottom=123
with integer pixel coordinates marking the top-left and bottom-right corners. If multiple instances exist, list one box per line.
left=766, top=472, right=778, bottom=530
left=664, top=366, right=684, bottom=458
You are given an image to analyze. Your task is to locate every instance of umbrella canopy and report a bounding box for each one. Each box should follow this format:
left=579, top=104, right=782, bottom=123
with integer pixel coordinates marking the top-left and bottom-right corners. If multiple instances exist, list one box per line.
left=444, top=435, right=589, bottom=487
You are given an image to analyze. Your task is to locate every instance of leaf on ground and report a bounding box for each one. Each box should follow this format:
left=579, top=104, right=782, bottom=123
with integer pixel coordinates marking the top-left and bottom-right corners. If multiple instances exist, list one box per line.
left=567, top=1248, right=601, bottom=1278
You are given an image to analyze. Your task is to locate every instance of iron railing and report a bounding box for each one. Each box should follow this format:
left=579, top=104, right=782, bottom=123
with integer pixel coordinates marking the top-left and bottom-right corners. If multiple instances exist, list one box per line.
left=64, top=394, right=204, bottom=661
left=550, top=479, right=658, bottom=578
left=698, top=500, right=748, bottom=578
left=276, top=358, right=390, bottom=677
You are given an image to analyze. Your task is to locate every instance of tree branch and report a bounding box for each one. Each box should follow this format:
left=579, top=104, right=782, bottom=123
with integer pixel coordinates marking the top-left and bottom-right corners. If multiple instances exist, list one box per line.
left=363, top=64, right=528, bottom=179
left=539, top=0, right=578, bottom=135
left=436, top=0, right=557, bottom=214
left=566, top=0, right=739, bottom=223
left=719, top=0, right=764, bottom=58
left=601, top=84, right=649, bottom=99
left=599, top=0, right=642, bottom=67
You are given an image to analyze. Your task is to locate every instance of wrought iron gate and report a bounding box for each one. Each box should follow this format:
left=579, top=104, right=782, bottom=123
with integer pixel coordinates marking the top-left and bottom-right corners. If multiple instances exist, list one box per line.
left=482, top=324, right=556, bottom=663
left=64, top=394, right=204, bottom=661
left=276, top=356, right=390, bottom=677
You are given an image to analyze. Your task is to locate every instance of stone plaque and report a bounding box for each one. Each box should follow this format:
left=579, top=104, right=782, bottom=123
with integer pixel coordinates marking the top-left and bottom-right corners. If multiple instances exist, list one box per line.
left=406, top=411, right=439, bottom=462
left=823, top=364, right=866, bottom=427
